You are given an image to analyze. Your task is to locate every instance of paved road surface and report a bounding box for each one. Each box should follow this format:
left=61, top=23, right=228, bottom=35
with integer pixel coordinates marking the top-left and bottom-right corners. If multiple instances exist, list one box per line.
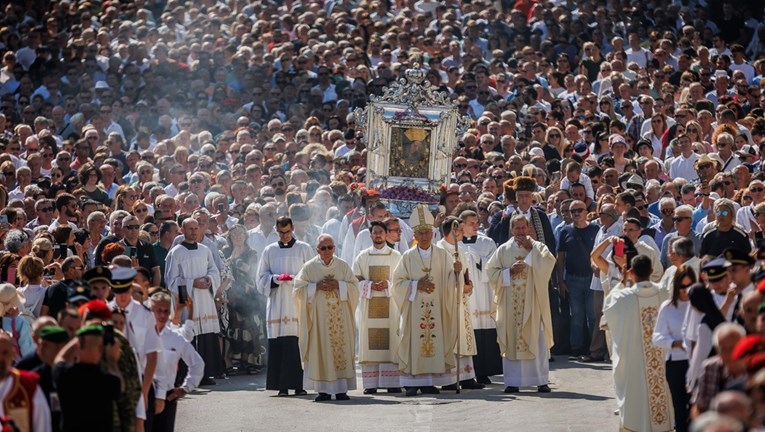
left=175, top=356, right=619, bottom=432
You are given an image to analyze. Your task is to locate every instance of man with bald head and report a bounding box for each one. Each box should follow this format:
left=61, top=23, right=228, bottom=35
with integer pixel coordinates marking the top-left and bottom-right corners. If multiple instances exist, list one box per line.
left=165, top=218, right=223, bottom=385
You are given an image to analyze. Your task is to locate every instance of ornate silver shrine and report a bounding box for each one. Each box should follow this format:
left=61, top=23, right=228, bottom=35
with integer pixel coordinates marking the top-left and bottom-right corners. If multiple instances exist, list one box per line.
left=354, top=65, right=469, bottom=196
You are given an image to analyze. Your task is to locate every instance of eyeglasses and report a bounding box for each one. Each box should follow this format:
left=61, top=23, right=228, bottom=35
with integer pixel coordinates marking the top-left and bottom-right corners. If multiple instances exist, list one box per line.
left=38, top=207, right=54, bottom=213
left=124, top=224, right=140, bottom=230
left=135, top=208, right=147, bottom=213
left=190, top=178, right=203, bottom=184
left=271, top=182, right=285, bottom=187
left=549, top=134, right=561, bottom=138
left=318, top=245, right=335, bottom=251
left=715, top=210, right=730, bottom=216
left=660, top=208, right=674, bottom=215
left=453, top=163, right=467, bottom=169
left=751, top=187, right=765, bottom=193
left=672, top=216, right=690, bottom=222
left=149, top=231, right=159, bottom=236
left=570, top=208, right=585, bottom=214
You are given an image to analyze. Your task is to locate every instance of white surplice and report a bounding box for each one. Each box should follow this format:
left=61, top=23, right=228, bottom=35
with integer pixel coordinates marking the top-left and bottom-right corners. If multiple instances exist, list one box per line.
left=256, top=240, right=314, bottom=339
left=165, top=242, right=222, bottom=335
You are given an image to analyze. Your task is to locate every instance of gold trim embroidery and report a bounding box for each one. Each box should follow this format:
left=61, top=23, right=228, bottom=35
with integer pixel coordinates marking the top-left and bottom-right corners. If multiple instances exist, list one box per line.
left=462, top=294, right=474, bottom=352
left=325, top=290, right=347, bottom=371
left=368, top=296, right=390, bottom=319
left=368, top=328, right=390, bottom=350
left=419, top=299, right=436, bottom=357
left=511, top=277, right=529, bottom=353
left=639, top=305, right=672, bottom=427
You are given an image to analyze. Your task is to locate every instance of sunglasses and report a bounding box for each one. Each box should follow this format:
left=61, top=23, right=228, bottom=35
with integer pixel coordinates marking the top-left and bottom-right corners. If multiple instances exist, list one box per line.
left=149, top=231, right=159, bottom=236
left=135, top=208, right=147, bottom=213
left=318, top=245, right=335, bottom=251
left=124, top=224, right=140, bottom=230
left=570, top=208, right=585, bottom=214
left=672, top=216, right=690, bottom=222
left=715, top=210, right=730, bottom=216
left=751, top=187, right=765, bottom=193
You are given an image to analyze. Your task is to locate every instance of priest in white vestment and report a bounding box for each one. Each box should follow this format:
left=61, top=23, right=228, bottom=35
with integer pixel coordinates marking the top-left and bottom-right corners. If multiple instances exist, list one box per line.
left=459, top=209, right=501, bottom=384
left=604, top=254, right=674, bottom=432
left=437, top=216, right=484, bottom=390
left=256, top=217, right=314, bottom=396
left=165, top=218, right=224, bottom=379
left=352, top=221, right=403, bottom=393
left=486, top=214, right=555, bottom=393
left=392, top=204, right=460, bottom=397
left=294, top=234, right=359, bottom=401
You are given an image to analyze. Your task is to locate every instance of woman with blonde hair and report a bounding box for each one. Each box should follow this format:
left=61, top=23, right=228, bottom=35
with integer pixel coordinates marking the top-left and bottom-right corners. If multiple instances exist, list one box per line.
left=132, top=200, right=150, bottom=225
left=545, top=126, right=566, bottom=155
left=17, top=256, right=45, bottom=318
left=112, top=184, right=138, bottom=212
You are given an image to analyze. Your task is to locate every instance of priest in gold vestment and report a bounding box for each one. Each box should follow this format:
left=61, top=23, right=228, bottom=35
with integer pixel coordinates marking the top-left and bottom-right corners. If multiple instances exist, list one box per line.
left=486, top=214, right=556, bottom=393
left=352, top=221, right=403, bottom=393
left=604, top=254, right=674, bottom=432
left=294, top=234, right=360, bottom=402
left=392, top=204, right=460, bottom=397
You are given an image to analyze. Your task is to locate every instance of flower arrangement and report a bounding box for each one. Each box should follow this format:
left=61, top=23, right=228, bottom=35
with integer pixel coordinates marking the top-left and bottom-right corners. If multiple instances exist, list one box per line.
left=378, top=185, right=438, bottom=203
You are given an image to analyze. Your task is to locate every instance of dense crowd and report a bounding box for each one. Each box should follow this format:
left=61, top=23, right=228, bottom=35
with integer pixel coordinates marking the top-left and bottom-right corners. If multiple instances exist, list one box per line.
left=2, top=0, right=765, bottom=430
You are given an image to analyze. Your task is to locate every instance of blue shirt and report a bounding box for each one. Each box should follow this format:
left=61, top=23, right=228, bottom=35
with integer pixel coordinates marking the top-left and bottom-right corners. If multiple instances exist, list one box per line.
left=557, top=223, right=600, bottom=277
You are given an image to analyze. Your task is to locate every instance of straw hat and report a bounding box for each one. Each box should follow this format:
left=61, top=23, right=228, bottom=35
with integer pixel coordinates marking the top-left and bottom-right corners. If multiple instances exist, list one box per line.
left=0, top=283, right=24, bottom=316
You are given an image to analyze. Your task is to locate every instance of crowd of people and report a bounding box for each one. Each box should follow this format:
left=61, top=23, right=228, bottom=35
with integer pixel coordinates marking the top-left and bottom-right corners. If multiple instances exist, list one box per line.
left=2, top=0, right=765, bottom=430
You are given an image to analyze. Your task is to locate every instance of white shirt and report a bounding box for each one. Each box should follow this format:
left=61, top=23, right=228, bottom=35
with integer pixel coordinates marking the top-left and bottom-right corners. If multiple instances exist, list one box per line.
left=247, top=226, right=280, bottom=258
left=108, top=299, right=162, bottom=372
left=652, top=299, right=690, bottom=361
left=669, top=153, right=700, bottom=183
left=154, top=322, right=204, bottom=400
left=19, top=284, right=46, bottom=318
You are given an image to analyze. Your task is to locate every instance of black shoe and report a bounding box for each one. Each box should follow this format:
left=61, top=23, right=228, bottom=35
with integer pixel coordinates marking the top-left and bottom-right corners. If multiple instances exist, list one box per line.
left=315, top=393, right=331, bottom=402
left=277, top=390, right=289, bottom=397
left=363, top=388, right=378, bottom=394
left=421, top=386, right=440, bottom=395
left=504, top=386, right=519, bottom=393
left=567, top=350, right=582, bottom=360
left=441, top=383, right=458, bottom=391
left=477, top=376, right=492, bottom=385
left=200, top=377, right=216, bottom=386
left=538, top=385, right=551, bottom=393
left=405, top=387, right=419, bottom=396
left=335, top=393, right=350, bottom=401
left=387, top=388, right=402, bottom=393
left=460, top=379, right=485, bottom=390
left=294, top=389, right=308, bottom=396
left=579, top=355, right=604, bottom=363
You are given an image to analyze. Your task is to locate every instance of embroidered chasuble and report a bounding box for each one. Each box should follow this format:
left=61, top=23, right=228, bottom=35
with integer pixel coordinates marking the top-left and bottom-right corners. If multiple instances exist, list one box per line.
left=353, top=246, right=402, bottom=364
left=392, top=245, right=460, bottom=377
left=487, top=238, right=555, bottom=362
left=294, top=256, right=359, bottom=388
left=604, top=281, right=674, bottom=432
